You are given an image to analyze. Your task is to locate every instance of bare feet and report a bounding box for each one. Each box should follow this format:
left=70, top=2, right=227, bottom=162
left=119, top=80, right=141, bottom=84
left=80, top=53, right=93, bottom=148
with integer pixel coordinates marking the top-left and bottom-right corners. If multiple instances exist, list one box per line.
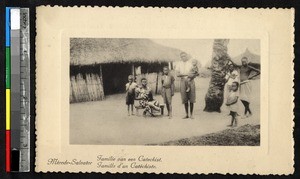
left=190, top=115, right=194, bottom=119
left=242, top=113, right=252, bottom=119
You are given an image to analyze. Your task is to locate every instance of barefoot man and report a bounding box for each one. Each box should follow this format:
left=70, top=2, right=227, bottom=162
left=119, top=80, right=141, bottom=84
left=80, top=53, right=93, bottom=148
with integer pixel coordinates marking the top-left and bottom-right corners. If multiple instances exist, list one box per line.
left=176, top=52, right=197, bottom=119
left=161, top=66, right=175, bottom=119
left=239, top=57, right=260, bottom=118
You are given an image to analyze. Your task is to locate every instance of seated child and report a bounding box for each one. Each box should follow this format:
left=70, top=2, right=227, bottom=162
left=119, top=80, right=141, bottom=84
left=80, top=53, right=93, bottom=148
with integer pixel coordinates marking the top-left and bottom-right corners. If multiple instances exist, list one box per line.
left=186, top=59, right=199, bottom=92
left=125, top=75, right=137, bottom=116
left=226, top=81, right=239, bottom=127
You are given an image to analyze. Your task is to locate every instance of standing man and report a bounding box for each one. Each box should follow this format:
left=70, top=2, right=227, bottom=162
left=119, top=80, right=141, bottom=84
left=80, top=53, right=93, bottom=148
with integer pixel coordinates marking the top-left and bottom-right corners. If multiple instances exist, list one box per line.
left=161, top=66, right=175, bottom=119
left=176, top=52, right=197, bottom=119
left=239, top=57, right=260, bottom=118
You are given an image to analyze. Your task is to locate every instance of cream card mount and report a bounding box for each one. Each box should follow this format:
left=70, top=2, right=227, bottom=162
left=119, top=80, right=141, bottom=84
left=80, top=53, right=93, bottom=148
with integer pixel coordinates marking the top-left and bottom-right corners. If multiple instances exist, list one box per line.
left=35, top=6, right=294, bottom=174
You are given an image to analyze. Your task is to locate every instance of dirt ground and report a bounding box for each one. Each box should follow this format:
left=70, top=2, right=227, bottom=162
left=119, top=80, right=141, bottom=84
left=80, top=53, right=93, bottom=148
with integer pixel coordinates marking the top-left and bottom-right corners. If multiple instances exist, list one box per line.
left=70, top=78, right=260, bottom=145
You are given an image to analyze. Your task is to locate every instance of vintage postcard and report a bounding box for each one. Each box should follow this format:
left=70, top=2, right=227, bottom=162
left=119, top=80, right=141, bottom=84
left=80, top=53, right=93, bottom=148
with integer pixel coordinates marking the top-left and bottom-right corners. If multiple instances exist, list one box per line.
left=35, top=6, right=294, bottom=174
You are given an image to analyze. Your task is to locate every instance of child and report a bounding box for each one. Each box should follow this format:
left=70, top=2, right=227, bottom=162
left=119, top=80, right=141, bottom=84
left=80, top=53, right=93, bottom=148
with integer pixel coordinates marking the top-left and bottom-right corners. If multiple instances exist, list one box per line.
left=186, top=59, right=199, bottom=92
left=224, top=64, right=239, bottom=102
left=125, top=75, right=137, bottom=116
left=226, top=81, right=239, bottom=127
left=161, top=66, right=175, bottom=119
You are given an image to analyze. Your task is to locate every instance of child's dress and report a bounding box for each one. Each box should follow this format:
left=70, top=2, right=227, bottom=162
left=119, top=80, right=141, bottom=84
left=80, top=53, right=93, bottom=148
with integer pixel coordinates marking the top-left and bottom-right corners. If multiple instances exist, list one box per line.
left=227, top=91, right=239, bottom=113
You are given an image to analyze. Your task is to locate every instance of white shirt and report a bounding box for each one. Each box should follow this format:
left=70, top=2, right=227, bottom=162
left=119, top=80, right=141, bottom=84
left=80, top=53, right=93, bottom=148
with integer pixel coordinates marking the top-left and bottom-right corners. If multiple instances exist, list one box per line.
left=175, top=60, right=193, bottom=76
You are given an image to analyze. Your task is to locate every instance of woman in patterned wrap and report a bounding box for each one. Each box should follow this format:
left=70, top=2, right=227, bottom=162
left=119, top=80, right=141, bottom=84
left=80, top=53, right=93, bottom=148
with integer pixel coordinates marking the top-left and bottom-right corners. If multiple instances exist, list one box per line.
left=135, top=78, right=160, bottom=116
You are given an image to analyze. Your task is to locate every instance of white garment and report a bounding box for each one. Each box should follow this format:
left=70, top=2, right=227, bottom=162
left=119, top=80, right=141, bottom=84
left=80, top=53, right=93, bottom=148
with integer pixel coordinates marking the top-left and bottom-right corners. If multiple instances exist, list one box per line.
left=175, top=60, right=193, bottom=76
left=240, top=80, right=252, bottom=102
left=227, top=91, right=239, bottom=112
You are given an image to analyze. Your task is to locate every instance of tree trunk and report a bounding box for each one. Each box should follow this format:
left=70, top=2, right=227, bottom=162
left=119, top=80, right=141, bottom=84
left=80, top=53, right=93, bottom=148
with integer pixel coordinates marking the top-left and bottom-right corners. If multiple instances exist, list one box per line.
left=204, top=39, right=231, bottom=112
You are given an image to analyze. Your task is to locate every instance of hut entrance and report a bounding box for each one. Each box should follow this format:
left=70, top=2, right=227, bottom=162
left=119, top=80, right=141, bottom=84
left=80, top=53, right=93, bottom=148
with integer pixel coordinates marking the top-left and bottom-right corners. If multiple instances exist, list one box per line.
left=101, top=63, right=132, bottom=95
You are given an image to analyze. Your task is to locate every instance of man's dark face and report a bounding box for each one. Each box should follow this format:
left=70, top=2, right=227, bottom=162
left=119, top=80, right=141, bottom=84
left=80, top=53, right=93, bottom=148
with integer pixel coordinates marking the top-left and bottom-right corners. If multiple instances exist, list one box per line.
left=141, top=79, right=147, bottom=87
left=241, top=58, right=248, bottom=67
left=229, top=65, right=234, bottom=72
left=231, top=82, right=238, bottom=92
left=180, top=53, right=188, bottom=62
left=163, top=68, right=169, bottom=75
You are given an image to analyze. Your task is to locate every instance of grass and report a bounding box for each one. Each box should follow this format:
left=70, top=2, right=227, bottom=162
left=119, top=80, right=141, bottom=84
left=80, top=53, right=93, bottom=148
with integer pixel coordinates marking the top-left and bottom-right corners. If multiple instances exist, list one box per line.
left=152, top=124, right=260, bottom=146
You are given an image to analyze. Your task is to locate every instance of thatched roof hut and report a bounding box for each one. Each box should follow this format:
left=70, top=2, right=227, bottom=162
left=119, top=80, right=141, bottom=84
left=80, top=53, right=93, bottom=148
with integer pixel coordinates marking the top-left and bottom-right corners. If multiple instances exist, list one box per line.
left=205, top=48, right=260, bottom=69
left=70, top=38, right=183, bottom=65
left=232, top=48, right=260, bottom=66
left=70, top=38, right=183, bottom=103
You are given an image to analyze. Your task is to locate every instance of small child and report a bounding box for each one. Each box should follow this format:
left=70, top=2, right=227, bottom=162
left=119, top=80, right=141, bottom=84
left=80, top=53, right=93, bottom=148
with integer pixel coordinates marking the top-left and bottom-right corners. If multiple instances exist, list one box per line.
left=125, top=75, right=137, bottom=116
left=226, top=81, right=239, bottom=127
left=186, top=59, right=199, bottom=92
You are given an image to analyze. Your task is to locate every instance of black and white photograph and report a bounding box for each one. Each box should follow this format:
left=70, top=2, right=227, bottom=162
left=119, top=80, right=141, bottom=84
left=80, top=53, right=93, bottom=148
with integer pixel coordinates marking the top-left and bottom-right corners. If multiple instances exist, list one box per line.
left=69, top=38, right=261, bottom=146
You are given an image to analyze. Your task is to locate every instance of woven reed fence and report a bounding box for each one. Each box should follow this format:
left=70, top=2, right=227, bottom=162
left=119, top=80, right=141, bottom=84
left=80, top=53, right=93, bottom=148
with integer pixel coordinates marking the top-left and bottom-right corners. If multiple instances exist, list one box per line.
left=70, top=73, right=104, bottom=103
left=70, top=70, right=181, bottom=103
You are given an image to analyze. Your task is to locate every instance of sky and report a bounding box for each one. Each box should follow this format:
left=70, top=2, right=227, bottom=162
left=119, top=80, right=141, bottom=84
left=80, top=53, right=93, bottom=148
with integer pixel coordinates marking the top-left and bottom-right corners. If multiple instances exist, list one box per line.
left=153, top=39, right=260, bottom=66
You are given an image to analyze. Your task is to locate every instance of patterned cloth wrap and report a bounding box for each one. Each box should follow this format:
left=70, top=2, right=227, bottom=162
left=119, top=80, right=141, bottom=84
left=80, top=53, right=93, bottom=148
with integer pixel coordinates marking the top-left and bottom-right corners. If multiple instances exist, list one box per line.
left=137, top=88, right=160, bottom=116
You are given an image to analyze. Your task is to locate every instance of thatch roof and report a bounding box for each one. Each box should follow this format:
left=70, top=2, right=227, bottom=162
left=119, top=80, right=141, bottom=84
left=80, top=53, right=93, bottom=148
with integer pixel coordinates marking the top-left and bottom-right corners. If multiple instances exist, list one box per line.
left=205, top=48, right=260, bottom=68
left=70, top=38, right=183, bottom=65
left=232, top=48, right=260, bottom=65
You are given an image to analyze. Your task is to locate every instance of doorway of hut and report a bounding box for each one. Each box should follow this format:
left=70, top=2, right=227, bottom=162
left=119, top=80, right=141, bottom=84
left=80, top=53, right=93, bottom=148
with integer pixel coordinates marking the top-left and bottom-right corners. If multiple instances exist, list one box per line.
left=101, top=63, right=132, bottom=95
left=101, top=62, right=170, bottom=95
